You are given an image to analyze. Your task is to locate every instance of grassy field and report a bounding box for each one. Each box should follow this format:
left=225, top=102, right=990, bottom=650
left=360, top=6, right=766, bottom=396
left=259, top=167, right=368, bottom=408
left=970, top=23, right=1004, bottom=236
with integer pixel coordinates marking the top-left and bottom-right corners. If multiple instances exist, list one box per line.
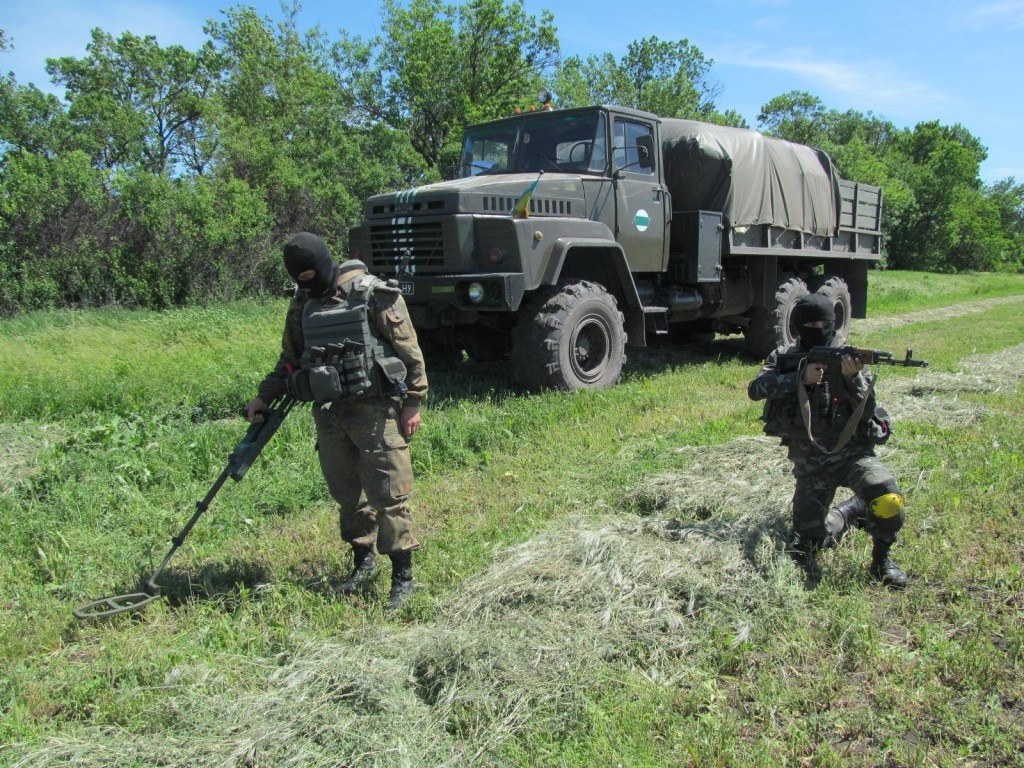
left=1, top=271, right=1022, bottom=767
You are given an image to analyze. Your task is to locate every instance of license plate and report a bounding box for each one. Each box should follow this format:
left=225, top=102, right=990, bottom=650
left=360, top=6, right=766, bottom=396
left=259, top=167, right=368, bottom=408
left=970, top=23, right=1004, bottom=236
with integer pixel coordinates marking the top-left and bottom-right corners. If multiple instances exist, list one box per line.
left=399, top=281, right=415, bottom=296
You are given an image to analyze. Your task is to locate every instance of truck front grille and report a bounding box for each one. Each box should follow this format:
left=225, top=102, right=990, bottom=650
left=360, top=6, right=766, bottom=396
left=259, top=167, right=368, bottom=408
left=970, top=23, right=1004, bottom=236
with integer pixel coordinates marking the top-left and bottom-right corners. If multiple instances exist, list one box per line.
left=369, top=222, right=446, bottom=271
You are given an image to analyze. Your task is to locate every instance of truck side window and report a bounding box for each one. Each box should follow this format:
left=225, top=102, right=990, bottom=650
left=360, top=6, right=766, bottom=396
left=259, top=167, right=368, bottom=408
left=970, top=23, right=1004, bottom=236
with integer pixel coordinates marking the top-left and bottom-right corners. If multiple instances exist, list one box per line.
left=612, top=118, right=655, bottom=175
left=589, top=119, right=608, bottom=172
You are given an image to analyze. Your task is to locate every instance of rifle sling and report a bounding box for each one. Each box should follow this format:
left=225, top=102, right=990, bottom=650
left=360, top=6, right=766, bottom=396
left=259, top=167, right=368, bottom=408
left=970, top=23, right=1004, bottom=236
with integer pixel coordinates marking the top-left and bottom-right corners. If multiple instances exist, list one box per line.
left=796, top=358, right=876, bottom=455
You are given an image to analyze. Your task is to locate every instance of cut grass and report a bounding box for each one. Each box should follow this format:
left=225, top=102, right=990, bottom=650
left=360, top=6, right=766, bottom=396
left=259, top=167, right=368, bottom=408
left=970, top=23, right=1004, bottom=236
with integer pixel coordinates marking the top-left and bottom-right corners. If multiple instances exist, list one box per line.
left=1, top=271, right=1022, bottom=766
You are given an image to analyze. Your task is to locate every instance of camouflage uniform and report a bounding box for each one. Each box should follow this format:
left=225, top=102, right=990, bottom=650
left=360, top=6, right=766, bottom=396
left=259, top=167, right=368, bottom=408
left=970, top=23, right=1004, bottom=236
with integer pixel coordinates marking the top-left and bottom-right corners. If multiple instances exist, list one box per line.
left=748, top=347, right=904, bottom=550
left=250, top=233, right=429, bottom=610
left=256, top=263, right=428, bottom=556
left=747, top=291, right=909, bottom=590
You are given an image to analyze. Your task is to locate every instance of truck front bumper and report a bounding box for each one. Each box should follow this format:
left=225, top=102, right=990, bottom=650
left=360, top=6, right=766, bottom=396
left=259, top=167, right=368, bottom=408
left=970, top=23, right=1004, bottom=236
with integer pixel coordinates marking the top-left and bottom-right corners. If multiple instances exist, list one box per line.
left=398, top=272, right=527, bottom=313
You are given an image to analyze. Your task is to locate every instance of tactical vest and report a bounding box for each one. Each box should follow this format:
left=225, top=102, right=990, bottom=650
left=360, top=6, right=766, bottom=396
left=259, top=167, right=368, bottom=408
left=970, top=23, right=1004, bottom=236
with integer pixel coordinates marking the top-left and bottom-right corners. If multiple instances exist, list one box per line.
left=762, top=381, right=870, bottom=448
left=286, top=274, right=408, bottom=403
left=762, top=384, right=833, bottom=441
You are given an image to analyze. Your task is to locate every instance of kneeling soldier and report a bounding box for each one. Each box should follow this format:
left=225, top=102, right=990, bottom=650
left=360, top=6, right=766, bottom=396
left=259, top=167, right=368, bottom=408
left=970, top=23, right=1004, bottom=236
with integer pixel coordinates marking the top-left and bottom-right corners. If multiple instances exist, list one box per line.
left=747, top=294, right=908, bottom=588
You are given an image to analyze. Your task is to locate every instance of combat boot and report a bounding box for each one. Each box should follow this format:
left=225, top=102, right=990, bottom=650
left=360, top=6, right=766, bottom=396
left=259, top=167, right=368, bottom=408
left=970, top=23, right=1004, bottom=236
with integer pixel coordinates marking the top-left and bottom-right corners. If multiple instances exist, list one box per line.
left=337, top=544, right=377, bottom=595
left=385, top=550, right=414, bottom=613
left=788, top=534, right=823, bottom=584
left=825, top=497, right=868, bottom=544
left=869, top=538, right=908, bottom=589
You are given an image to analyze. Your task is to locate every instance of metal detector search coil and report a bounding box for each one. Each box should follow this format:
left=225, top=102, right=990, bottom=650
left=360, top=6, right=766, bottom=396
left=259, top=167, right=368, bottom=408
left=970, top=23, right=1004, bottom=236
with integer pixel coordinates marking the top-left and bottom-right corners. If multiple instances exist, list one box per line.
left=73, top=589, right=161, bottom=620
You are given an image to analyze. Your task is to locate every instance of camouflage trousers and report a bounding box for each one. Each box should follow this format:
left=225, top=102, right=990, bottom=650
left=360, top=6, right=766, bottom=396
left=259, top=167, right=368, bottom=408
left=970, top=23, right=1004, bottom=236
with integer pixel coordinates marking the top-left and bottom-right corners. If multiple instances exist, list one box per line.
left=789, top=445, right=904, bottom=545
left=312, top=396, right=419, bottom=555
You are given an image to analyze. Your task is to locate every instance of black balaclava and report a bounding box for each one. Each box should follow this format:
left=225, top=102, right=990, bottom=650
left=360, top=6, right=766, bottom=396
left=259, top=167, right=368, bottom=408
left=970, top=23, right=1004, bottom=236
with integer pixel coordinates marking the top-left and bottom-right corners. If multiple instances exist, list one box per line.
left=283, top=232, right=336, bottom=298
left=791, top=293, right=835, bottom=348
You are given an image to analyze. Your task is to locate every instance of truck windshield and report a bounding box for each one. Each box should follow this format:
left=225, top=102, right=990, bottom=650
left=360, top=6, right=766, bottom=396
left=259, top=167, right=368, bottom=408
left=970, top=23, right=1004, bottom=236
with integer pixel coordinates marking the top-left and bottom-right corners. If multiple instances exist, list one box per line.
left=458, top=111, right=607, bottom=178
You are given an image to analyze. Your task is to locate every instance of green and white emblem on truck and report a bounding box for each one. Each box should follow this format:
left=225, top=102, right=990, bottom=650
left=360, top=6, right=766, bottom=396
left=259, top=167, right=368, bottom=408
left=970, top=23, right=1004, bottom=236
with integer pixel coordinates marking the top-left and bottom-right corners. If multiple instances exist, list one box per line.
left=634, top=209, right=650, bottom=232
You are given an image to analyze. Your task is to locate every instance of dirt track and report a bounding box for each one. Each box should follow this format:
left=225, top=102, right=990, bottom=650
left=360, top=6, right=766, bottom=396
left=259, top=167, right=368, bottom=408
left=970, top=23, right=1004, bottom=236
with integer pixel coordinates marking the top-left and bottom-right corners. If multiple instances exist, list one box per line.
left=853, top=294, right=1024, bottom=334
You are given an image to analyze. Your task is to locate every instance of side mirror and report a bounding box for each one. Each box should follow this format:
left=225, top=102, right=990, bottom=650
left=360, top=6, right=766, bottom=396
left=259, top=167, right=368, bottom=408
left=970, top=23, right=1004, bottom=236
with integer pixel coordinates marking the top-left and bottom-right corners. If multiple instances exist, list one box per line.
left=636, top=135, right=655, bottom=170
left=613, top=136, right=657, bottom=177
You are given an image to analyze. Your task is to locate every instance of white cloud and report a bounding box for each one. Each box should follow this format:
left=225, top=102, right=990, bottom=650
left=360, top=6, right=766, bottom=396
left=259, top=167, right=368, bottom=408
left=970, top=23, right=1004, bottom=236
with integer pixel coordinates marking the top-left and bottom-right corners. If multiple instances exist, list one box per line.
left=719, top=47, right=949, bottom=116
left=984, top=164, right=1024, bottom=182
left=964, top=1, right=1024, bottom=28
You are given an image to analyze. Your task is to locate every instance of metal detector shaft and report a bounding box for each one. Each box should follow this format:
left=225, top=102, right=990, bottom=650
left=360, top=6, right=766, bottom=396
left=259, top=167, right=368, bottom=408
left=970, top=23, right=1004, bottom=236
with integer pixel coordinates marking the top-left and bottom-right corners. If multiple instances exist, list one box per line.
left=145, top=394, right=298, bottom=589
left=74, top=394, right=298, bottom=620
left=142, top=465, right=234, bottom=592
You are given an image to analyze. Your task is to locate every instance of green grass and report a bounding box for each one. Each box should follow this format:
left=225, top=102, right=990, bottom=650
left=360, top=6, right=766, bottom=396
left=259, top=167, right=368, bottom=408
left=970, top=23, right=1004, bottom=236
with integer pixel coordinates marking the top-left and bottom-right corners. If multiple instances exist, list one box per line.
left=1, top=271, right=1022, bottom=766
left=866, top=269, right=1024, bottom=313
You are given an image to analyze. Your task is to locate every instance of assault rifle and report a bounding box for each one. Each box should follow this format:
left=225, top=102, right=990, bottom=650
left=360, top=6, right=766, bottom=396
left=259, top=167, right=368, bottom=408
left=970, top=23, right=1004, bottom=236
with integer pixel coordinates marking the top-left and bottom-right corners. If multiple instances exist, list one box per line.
left=74, top=394, right=299, bottom=620
left=774, top=346, right=926, bottom=455
left=777, top=346, right=928, bottom=375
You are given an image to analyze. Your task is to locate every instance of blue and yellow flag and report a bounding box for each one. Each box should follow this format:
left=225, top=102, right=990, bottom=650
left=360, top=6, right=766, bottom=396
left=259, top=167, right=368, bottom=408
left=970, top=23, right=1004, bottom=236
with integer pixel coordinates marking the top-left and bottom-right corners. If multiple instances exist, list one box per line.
left=512, top=171, right=543, bottom=218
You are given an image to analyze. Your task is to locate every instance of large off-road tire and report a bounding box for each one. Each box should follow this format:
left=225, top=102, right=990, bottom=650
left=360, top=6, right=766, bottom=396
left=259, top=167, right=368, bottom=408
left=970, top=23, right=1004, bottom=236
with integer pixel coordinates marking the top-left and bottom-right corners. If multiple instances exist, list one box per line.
left=743, top=277, right=809, bottom=357
left=510, top=280, right=627, bottom=390
left=808, top=275, right=852, bottom=346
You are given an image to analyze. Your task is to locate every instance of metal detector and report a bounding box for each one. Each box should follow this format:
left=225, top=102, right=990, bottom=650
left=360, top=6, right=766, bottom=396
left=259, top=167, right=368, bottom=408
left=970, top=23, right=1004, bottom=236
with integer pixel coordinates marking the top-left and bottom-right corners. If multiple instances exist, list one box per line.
left=74, top=394, right=298, bottom=620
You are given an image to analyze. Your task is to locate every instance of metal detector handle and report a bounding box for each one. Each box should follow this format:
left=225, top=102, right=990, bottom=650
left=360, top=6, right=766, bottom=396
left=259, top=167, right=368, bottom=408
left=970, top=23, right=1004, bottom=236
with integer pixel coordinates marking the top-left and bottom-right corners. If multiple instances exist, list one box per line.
left=230, top=394, right=298, bottom=480
left=142, top=465, right=234, bottom=591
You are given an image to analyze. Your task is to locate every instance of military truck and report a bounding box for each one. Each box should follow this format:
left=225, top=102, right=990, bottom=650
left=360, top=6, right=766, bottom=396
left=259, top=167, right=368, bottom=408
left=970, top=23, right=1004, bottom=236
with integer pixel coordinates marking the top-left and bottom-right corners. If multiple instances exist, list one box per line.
left=347, top=97, right=883, bottom=390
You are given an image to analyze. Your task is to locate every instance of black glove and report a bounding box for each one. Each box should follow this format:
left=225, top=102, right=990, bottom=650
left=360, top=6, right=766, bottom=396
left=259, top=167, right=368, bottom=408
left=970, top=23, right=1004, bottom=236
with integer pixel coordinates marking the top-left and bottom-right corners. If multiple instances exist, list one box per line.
left=864, top=412, right=891, bottom=445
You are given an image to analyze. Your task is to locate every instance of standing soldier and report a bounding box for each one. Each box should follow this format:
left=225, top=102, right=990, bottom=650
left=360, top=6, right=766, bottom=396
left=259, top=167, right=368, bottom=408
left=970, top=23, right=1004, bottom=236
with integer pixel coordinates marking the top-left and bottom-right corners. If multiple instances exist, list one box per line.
left=245, top=232, right=428, bottom=611
left=747, top=294, right=908, bottom=588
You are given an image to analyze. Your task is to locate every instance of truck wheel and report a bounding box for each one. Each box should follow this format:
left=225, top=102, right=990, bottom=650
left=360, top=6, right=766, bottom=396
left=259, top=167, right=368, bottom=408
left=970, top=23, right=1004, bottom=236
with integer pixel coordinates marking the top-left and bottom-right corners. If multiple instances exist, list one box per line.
left=742, top=277, right=808, bottom=358
left=511, top=280, right=627, bottom=390
left=808, top=276, right=852, bottom=346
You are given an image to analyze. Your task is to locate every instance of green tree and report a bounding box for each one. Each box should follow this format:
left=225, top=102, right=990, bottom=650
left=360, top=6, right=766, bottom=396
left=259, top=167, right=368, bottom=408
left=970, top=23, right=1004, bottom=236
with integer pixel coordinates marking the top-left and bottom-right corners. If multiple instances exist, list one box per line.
left=206, top=4, right=342, bottom=232
left=0, top=79, right=72, bottom=156
left=46, top=30, right=221, bottom=175
left=885, top=121, right=992, bottom=271
left=0, top=148, right=114, bottom=312
left=554, top=36, right=721, bottom=120
left=984, top=178, right=1024, bottom=270
left=985, top=178, right=1024, bottom=242
left=205, top=2, right=431, bottom=259
left=333, top=0, right=559, bottom=173
left=757, top=91, right=830, bottom=146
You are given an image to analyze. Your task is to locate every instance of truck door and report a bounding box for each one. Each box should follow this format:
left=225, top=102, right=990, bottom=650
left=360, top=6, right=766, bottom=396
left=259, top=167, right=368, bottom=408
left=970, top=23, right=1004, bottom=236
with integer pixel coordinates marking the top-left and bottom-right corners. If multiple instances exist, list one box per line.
left=612, top=117, right=668, bottom=272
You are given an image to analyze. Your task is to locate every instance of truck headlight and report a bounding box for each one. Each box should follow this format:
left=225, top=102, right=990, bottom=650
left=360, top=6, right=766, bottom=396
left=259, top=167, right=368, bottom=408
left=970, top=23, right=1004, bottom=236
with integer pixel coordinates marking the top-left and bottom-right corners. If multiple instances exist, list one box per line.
left=467, top=282, right=486, bottom=304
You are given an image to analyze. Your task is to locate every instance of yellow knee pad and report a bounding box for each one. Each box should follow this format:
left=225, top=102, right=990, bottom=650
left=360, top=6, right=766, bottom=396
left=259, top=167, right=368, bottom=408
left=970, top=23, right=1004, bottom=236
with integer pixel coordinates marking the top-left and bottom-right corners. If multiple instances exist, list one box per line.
left=869, top=492, right=905, bottom=519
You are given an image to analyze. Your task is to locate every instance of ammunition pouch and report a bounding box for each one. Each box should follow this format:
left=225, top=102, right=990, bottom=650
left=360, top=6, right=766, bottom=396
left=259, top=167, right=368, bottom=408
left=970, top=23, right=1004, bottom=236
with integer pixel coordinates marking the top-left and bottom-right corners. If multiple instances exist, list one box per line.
left=286, top=368, right=315, bottom=402
left=761, top=398, right=803, bottom=440
left=337, top=353, right=372, bottom=397
left=309, top=365, right=345, bottom=402
left=376, top=357, right=408, bottom=395
left=286, top=355, right=407, bottom=404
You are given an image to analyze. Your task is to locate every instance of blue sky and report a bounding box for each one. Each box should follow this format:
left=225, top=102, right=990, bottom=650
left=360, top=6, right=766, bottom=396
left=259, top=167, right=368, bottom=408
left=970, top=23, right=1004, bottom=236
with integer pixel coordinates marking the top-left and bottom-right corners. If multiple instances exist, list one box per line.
left=3, top=0, right=1022, bottom=184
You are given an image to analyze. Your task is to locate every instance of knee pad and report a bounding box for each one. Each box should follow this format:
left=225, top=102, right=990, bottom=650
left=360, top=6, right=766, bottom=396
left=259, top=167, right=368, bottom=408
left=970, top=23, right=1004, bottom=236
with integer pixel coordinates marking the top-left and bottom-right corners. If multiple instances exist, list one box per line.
left=869, top=492, right=905, bottom=520
left=867, top=492, right=905, bottom=540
